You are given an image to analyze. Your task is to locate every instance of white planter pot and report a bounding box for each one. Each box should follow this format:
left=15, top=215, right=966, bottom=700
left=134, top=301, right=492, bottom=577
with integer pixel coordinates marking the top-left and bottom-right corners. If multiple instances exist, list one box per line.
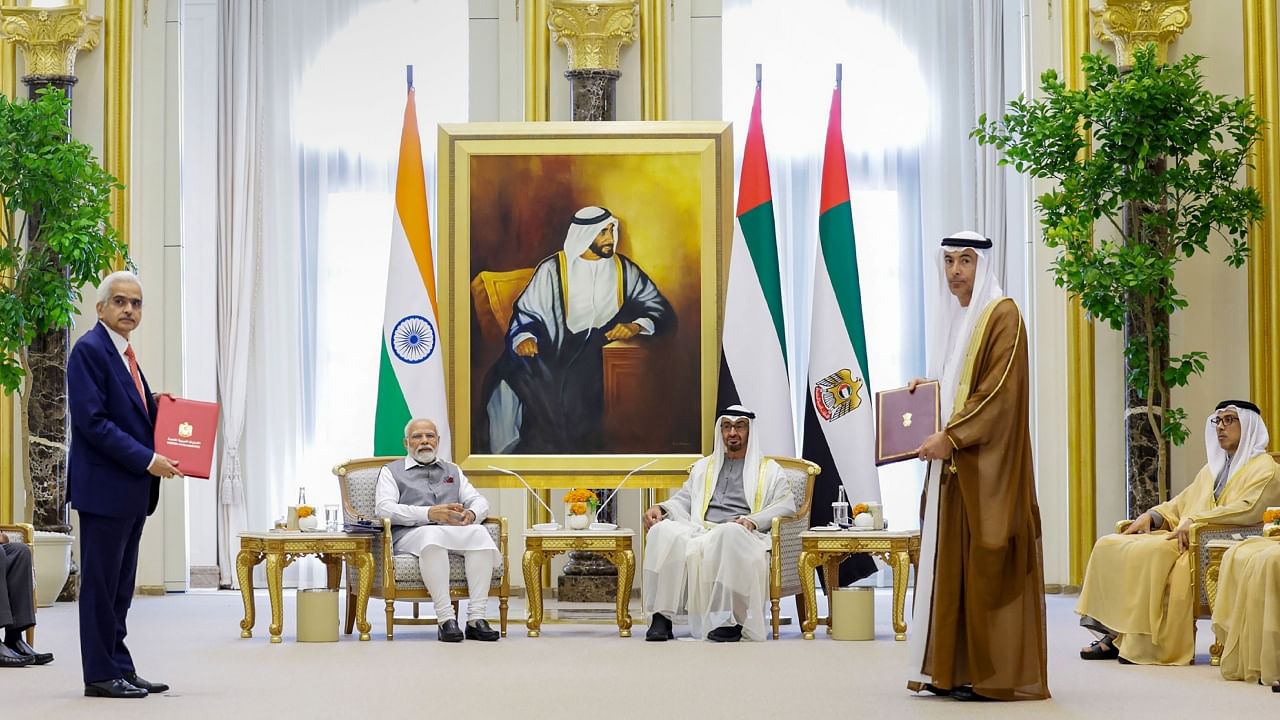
left=32, top=531, right=74, bottom=607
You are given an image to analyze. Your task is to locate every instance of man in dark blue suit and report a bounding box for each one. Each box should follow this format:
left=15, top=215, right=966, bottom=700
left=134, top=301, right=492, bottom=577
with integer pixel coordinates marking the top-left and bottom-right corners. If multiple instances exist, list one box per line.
left=67, top=270, right=180, bottom=699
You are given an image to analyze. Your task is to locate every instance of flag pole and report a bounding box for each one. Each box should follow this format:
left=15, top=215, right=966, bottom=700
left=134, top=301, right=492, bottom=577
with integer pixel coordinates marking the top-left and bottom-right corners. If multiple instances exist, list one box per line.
left=835, top=62, right=842, bottom=91
left=755, top=62, right=761, bottom=89
left=406, top=64, right=414, bottom=94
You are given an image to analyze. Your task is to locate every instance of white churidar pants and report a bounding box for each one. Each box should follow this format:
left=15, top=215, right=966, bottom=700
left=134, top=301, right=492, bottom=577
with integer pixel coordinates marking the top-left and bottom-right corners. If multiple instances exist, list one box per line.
left=394, top=525, right=498, bottom=623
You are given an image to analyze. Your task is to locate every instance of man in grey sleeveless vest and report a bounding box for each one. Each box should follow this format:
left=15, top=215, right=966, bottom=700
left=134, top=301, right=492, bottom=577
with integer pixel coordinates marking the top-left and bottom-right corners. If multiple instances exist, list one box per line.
left=376, top=419, right=501, bottom=642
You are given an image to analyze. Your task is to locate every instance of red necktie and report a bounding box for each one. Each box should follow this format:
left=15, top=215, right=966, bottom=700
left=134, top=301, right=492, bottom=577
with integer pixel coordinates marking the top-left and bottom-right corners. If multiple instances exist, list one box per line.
left=124, top=344, right=147, bottom=408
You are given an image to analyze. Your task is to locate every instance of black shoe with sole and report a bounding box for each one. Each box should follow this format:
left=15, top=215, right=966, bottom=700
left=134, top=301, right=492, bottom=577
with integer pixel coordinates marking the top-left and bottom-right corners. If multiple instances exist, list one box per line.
left=0, top=643, right=33, bottom=668
left=706, top=624, right=743, bottom=642
left=84, top=679, right=147, bottom=698
left=1080, top=639, right=1119, bottom=660
left=645, top=612, right=674, bottom=641
left=437, top=618, right=464, bottom=643
left=951, top=685, right=994, bottom=702
left=123, top=672, right=168, bottom=693
left=5, top=638, right=52, bottom=665
left=465, top=619, right=500, bottom=641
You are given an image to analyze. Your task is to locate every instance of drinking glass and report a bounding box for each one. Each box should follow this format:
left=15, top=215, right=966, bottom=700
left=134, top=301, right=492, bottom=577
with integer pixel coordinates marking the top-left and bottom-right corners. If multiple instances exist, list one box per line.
left=324, top=504, right=341, bottom=532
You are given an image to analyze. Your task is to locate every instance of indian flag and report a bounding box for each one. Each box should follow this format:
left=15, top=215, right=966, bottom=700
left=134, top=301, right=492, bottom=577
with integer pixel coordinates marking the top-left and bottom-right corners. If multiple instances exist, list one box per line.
left=373, top=87, right=451, bottom=458
left=720, top=83, right=794, bottom=456
left=803, top=83, right=880, bottom=584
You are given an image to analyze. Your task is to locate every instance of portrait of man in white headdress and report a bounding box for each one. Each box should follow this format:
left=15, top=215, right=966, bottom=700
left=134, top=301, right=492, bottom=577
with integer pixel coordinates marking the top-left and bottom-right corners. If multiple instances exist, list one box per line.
left=477, top=206, right=676, bottom=453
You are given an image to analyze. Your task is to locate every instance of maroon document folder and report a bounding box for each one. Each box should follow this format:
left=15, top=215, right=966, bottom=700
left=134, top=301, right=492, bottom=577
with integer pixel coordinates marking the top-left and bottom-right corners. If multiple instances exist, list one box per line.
left=153, top=396, right=220, bottom=478
left=875, top=381, right=941, bottom=466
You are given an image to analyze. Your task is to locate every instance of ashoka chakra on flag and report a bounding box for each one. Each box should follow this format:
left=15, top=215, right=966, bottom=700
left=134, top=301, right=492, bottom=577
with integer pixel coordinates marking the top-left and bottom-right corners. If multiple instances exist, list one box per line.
left=391, top=314, right=436, bottom=364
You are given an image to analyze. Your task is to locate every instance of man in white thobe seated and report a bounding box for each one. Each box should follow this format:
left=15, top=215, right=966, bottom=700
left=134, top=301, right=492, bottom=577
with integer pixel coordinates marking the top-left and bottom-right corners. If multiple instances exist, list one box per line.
left=376, top=418, right=501, bottom=643
left=641, top=405, right=795, bottom=642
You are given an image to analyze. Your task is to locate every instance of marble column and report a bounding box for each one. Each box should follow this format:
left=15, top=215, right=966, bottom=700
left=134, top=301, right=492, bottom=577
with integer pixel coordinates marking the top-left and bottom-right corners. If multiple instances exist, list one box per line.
left=566, top=68, right=620, bottom=121
left=2, top=5, right=103, bottom=601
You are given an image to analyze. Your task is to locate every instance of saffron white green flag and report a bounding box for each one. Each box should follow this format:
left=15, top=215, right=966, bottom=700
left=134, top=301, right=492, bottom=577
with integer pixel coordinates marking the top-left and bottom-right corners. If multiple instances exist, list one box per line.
left=721, top=83, right=795, bottom=456
left=805, top=83, right=881, bottom=524
left=374, top=87, right=450, bottom=458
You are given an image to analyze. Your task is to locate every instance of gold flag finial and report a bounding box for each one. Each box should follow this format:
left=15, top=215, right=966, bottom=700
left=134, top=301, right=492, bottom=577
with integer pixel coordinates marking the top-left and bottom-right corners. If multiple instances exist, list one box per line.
left=548, top=1, right=638, bottom=72
left=1090, top=0, right=1192, bottom=66
left=0, top=5, right=102, bottom=79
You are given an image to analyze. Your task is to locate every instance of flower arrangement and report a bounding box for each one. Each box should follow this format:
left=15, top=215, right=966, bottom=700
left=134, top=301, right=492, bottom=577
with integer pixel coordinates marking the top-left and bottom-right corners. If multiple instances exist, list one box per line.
left=852, top=503, right=869, bottom=517
left=1264, top=508, right=1280, bottom=526
left=297, top=505, right=315, bottom=518
left=564, top=489, right=599, bottom=516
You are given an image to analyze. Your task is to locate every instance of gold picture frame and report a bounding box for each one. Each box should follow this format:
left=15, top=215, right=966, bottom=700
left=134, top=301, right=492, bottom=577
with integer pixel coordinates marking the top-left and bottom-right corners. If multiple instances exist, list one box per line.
left=438, top=121, right=733, bottom=489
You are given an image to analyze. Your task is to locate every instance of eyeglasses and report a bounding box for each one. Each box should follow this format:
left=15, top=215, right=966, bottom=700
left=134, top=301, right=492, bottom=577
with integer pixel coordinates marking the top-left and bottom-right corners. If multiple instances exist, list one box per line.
left=1211, top=416, right=1239, bottom=428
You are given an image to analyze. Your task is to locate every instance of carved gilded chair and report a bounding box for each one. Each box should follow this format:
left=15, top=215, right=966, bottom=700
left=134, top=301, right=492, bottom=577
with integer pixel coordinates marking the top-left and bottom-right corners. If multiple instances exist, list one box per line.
left=334, top=457, right=509, bottom=640
left=766, top=456, right=817, bottom=639
left=0, top=523, right=36, bottom=645
left=470, top=268, right=535, bottom=345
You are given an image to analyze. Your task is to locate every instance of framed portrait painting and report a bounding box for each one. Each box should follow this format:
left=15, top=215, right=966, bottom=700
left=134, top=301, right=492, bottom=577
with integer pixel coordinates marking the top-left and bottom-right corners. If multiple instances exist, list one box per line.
left=438, top=121, right=733, bottom=486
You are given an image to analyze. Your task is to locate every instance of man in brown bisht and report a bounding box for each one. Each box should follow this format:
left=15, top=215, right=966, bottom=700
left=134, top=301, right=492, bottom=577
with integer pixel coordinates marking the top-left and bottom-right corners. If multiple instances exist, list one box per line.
left=905, top=231, right=1050, bottom=702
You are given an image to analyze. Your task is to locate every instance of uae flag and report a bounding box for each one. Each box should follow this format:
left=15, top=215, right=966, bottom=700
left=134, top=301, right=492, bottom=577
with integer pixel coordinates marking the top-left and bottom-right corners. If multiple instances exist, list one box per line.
left=373, top=86, right=451, bottom=458
left=803, top=82, right=879, bottom=587
left=720, top=83, right=795, bottom=456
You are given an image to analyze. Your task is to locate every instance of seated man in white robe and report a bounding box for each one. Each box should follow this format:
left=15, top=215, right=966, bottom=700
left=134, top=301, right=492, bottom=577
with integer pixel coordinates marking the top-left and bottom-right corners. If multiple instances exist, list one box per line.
left=376, top=418, right=501, bottom=643
left=641, top=406, right=795, bottom=642
left=1077, top=400, right=1280, bottom=665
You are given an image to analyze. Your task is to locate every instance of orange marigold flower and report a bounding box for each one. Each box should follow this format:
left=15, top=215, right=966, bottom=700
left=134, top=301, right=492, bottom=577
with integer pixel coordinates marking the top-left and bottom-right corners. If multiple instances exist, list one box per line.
left=570, top=502, right=588, bottom=515
left=297, top=505, right=314, bottom=518
left=565, top=489, right=599, bottom=504
left=1264, top=508, right=1280, bottom=524
left=852, top=503, right=869, bottom=516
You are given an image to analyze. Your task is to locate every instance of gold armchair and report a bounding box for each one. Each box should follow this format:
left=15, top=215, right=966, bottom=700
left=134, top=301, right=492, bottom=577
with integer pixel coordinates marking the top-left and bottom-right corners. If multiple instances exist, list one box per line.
left=767, top=456, right=817, bottom=639
left=333, top=457, right=510, bottom=640
left=0, top=523, right=36, bottom=645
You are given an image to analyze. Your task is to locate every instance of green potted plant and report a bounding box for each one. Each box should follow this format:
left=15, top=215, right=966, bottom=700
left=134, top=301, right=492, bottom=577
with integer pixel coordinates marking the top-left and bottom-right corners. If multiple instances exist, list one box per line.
left=0, top=87, right=127, bottom=536
left=973, top=44, right=1264, bottom=514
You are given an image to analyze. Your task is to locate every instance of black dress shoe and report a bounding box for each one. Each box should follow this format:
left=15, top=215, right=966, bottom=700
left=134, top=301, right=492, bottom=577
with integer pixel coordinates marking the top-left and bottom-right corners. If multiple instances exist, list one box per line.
left=84, top=679, right=147, bottom=698
left=464, top=619, right=500, bottom=641
left=5, top=638, right=52, bottom=665
left=706, top=624, right=743, bottom=642
left=0, top=643, right=33, bottom=667
left=437, top=618, right=464, bottom=643
left=1080, top=639, right=1119, bottom=660
left=123, top=672, right=168, bottom=693
left=951, top=685, right=994, bottom=702
left=922, top=683, right=951, bottom=697
left=645, top=612, right=674, bottom=642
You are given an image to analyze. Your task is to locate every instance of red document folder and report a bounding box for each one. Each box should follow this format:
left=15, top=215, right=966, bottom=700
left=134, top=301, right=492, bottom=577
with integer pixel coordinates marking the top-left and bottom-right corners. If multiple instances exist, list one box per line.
left=875, top=381, right=941, bottom=466
left=153, top=396, right=220, bottom=478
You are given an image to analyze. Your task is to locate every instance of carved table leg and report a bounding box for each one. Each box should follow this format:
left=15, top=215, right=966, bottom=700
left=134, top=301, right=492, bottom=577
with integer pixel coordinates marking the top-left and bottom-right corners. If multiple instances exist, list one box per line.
left=523, top=549, right=545, bottom=637
left=612, top=549, right=635, bottom=637
left=824, top=557, right=842, bottom=634
left=350, top=551, right=373, bottom=641
left=237, top=549, right=263, bottom=638
left=799, top=551, right=823, bottom=639
left=266, top=551, right=285, bottom=643
left=891, top=549, right=911, bottom=640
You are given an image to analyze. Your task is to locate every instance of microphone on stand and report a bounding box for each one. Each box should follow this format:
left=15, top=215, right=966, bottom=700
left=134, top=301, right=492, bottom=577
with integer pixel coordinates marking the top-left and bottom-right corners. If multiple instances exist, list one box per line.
left=489, top=465, right=558, bottom=529
left=592, top=459, right=658, bottom=527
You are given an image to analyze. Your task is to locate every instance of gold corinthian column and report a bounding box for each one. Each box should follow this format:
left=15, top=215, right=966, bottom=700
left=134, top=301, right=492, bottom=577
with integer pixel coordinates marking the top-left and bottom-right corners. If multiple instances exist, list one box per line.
left=1090, top=0, right=1191, bottom=65
left=1243, top=0, right=1280, bottom=444
left=548, top=0, right=637, bottom=121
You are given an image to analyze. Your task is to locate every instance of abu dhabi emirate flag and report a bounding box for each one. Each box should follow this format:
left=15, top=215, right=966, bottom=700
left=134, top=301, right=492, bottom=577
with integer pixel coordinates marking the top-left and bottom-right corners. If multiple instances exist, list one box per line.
left=373, top=86, right=451, bottom=458
left=804, top=82, right=880, bottom=586
left=719, top=83, right=795, bottom=456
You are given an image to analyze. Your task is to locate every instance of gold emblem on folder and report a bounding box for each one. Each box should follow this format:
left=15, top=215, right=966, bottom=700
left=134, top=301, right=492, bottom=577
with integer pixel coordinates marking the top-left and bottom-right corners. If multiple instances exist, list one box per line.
left=178, top=421, right=193, bottom=439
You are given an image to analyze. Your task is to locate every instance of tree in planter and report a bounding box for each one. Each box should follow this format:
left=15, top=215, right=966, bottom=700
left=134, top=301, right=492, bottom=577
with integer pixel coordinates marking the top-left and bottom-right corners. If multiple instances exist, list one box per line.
left=0, top=87, right=127, bottom=524
left=973, top=44, right=1264, bottom=514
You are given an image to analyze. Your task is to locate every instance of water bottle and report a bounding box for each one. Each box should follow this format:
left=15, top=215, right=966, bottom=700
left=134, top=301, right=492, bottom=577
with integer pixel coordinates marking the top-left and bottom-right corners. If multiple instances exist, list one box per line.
left=297, top=486, right=307, bottom=506
left=832, top=485, right=850, bottom=528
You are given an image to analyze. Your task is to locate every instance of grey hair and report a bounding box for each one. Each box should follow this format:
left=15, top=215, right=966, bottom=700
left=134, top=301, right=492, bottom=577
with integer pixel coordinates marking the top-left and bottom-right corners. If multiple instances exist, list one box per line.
left=403, top=418, right=438, bottom=438
left=96, top=270, right=143, bottom=305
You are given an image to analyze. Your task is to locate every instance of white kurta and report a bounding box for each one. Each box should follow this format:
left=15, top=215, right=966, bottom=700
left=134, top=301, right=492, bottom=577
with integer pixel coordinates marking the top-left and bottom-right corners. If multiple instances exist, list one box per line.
left=375, top=459, right=498, bottom=560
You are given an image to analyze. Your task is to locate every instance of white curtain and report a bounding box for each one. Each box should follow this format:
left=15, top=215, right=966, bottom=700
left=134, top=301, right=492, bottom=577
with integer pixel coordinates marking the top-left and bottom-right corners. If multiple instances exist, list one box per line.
left=722, top=0, right=1017, bottom=533
left=215, top=0, right=263, bottom=587
left=217, top=0, right=468, bottom=586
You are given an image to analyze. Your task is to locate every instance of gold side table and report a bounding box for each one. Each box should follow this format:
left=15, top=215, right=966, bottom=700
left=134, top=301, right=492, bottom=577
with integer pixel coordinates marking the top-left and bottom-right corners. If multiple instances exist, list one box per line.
left=798, top=529, right=920, bottom=640
left=237, top=531, right=374, bottom=643
left=523, top=529, right=635, bottom=637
